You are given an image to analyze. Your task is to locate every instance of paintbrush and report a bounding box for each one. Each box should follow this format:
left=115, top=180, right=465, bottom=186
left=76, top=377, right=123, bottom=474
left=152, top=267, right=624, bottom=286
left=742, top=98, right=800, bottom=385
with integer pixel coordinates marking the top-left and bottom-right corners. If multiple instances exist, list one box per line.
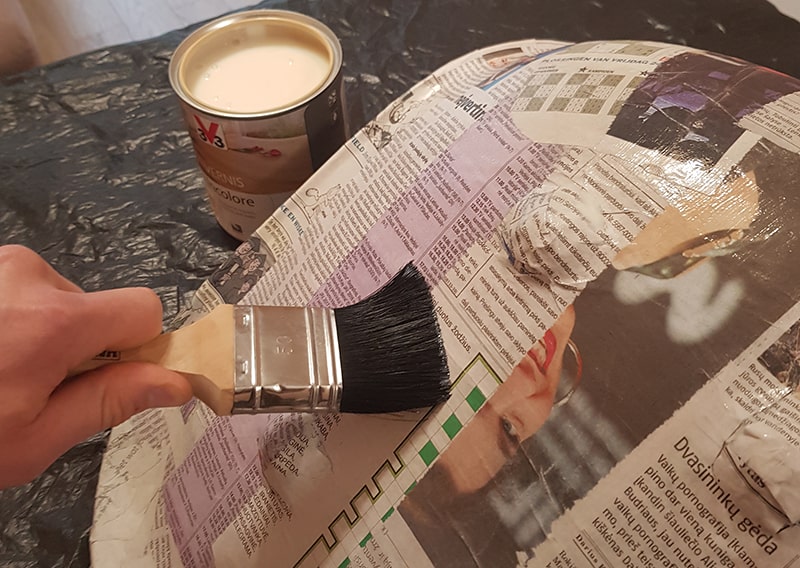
left=71, top=264, right=450, bottom=415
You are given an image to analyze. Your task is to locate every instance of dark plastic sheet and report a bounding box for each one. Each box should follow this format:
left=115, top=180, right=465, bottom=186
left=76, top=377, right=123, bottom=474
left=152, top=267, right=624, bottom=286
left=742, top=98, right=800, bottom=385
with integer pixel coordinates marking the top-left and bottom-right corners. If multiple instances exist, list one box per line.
left=1, top=0, right=799, bottom=565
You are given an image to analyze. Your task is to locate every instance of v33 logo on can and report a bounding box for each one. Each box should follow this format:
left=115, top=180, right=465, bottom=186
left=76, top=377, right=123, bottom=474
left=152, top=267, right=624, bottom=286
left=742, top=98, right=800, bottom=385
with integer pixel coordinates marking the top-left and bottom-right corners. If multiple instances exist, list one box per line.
left=193, top=115, right=228, bottom=149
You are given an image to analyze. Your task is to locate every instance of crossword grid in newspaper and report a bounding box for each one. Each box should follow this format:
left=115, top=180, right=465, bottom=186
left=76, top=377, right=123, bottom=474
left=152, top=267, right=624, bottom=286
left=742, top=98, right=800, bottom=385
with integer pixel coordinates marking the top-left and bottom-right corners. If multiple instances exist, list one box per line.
left=292, top=354, right=502, bottom=568
left=512, top=70, right=644, bottom=117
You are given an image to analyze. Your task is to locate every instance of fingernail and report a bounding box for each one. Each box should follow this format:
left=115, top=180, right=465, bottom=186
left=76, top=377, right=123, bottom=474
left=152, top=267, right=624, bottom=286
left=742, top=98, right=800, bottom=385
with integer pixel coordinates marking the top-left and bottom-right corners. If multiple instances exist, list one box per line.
left=528, top=329, right=557, bottom=373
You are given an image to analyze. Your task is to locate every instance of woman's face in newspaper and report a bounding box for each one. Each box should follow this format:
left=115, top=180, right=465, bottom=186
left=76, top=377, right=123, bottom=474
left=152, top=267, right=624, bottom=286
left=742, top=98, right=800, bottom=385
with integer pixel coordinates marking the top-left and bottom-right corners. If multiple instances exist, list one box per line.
left=442, top=305, right=576, bottom=494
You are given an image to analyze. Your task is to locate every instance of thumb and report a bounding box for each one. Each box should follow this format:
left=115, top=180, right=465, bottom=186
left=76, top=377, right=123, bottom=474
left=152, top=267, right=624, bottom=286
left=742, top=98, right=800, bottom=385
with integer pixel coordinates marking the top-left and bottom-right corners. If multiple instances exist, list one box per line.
left=34, top=363, right=192, bottom=459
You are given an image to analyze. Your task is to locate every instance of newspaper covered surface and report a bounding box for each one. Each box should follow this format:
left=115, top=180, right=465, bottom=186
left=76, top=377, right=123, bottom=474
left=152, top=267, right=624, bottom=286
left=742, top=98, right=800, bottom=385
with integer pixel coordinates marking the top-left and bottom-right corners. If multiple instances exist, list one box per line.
left=90, top=38, right=800, bottom=567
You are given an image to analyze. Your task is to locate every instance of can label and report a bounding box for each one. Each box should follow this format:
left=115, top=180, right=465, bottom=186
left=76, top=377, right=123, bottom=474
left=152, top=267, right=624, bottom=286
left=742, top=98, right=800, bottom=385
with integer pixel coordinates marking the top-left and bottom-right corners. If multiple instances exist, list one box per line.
left=187, top=107, right=315, bottom=237
left=193, top=115, right=229, bottom=149
left=202, top=173, right=294, bottom=236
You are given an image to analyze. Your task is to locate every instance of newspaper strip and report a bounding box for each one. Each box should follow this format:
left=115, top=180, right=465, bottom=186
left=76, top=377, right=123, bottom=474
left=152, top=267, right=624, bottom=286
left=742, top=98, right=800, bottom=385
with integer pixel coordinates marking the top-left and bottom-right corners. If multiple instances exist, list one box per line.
left=91, top=38, right=800, bottom=568
left=525, top=301, right=800, bottom=568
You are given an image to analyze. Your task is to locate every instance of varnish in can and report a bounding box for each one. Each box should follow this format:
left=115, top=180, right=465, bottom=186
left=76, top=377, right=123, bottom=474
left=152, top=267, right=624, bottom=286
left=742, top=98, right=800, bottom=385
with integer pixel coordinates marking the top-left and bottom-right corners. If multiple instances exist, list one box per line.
left=169, top=10, right=346, bottom=238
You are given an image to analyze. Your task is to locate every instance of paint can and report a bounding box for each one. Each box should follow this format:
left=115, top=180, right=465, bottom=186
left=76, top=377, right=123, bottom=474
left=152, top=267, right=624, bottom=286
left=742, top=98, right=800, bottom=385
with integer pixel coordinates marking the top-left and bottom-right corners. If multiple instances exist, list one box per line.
left=169, top=10, right=347, bottom=239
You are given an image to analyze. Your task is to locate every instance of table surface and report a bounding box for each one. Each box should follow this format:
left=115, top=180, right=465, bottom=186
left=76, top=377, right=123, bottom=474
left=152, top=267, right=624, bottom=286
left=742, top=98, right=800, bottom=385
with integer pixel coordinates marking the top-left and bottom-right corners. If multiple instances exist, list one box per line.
left=2, top=0, right=800, bottom=565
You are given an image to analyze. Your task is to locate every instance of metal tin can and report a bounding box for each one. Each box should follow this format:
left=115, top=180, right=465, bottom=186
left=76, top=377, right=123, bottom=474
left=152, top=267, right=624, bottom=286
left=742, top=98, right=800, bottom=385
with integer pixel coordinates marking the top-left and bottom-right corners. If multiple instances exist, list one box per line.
left=169, top=10, right=346, bottom=239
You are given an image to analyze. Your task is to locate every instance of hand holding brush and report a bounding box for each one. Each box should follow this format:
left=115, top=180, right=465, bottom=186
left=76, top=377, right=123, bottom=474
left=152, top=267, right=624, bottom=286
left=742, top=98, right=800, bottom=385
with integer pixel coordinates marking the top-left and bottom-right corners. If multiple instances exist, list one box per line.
left=0, top=245, right=192, bottom=489
left=0, top=245, right=450, bottom=489
left=72, top=263, right=451, bottom=415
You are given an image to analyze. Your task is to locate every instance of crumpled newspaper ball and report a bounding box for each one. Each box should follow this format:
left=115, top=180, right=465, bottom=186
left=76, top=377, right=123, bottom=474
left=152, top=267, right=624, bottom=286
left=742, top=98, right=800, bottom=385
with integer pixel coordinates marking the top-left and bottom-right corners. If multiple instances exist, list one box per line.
left=498, top=172, right=609, bottom=289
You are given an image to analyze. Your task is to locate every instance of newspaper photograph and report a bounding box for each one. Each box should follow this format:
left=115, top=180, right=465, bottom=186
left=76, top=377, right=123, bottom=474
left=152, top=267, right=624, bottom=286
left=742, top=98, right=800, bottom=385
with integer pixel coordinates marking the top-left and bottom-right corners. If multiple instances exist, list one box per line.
left=90, top=38, right=800, bottom=567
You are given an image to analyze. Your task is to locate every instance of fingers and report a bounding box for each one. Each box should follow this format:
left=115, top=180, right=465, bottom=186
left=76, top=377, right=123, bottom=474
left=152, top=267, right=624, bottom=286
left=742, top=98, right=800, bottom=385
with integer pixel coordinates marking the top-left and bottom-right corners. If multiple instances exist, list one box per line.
left=28, top=363, right=192, bottom=467
left=0, top=246, right=165, bottom=364
left=51, top=287, right=166, bottom=373
left=0, top=246, right=165, bottom=371
left=74, top=287, right=165, bottom=351
left=0, top=245, right=82, bottom=293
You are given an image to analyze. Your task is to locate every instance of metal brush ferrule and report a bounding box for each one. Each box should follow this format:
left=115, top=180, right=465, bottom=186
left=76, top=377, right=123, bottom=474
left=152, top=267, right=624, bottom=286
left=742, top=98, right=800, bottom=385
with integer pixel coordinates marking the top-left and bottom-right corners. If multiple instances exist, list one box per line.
left=231, top=305, right=343, bottom=414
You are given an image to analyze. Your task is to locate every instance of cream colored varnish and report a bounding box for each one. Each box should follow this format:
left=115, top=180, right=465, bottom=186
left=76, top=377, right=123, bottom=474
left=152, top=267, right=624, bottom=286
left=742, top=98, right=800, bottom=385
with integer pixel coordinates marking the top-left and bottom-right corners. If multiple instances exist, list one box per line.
left=185, top=29, right=332, bottom=114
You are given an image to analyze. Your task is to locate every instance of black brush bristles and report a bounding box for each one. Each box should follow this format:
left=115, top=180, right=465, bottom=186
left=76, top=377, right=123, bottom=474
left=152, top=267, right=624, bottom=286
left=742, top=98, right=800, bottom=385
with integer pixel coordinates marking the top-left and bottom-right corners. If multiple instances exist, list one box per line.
left=334, top=263, right=451, bottom=413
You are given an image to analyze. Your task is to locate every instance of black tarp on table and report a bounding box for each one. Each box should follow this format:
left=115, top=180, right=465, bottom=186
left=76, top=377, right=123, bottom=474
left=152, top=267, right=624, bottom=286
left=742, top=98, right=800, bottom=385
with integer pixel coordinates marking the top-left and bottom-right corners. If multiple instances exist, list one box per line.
left=1, top=0, right=799, bottom=565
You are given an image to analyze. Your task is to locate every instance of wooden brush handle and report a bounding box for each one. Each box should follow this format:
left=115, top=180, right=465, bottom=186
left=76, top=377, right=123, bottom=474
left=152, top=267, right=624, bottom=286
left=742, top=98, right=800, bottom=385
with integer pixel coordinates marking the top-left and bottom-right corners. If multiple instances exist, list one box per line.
left=69, top=304, right=237, bottom=415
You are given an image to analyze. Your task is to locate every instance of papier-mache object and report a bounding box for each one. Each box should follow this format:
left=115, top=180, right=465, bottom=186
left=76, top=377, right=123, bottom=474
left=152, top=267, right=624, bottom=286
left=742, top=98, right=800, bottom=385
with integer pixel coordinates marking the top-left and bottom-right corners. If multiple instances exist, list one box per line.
left=92, top=39, right=800, bottom=568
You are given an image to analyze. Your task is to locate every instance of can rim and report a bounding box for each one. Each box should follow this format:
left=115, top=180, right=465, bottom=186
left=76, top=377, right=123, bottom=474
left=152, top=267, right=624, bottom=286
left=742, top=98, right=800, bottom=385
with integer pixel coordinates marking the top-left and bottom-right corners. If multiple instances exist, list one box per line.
left=168, top=9, right=343, bottom=119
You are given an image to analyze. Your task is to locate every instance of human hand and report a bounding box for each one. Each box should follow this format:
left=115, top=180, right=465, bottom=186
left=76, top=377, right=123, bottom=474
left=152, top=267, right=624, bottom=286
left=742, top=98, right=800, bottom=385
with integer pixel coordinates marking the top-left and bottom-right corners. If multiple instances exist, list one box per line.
left=0, top=245, right=192, bottom=489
